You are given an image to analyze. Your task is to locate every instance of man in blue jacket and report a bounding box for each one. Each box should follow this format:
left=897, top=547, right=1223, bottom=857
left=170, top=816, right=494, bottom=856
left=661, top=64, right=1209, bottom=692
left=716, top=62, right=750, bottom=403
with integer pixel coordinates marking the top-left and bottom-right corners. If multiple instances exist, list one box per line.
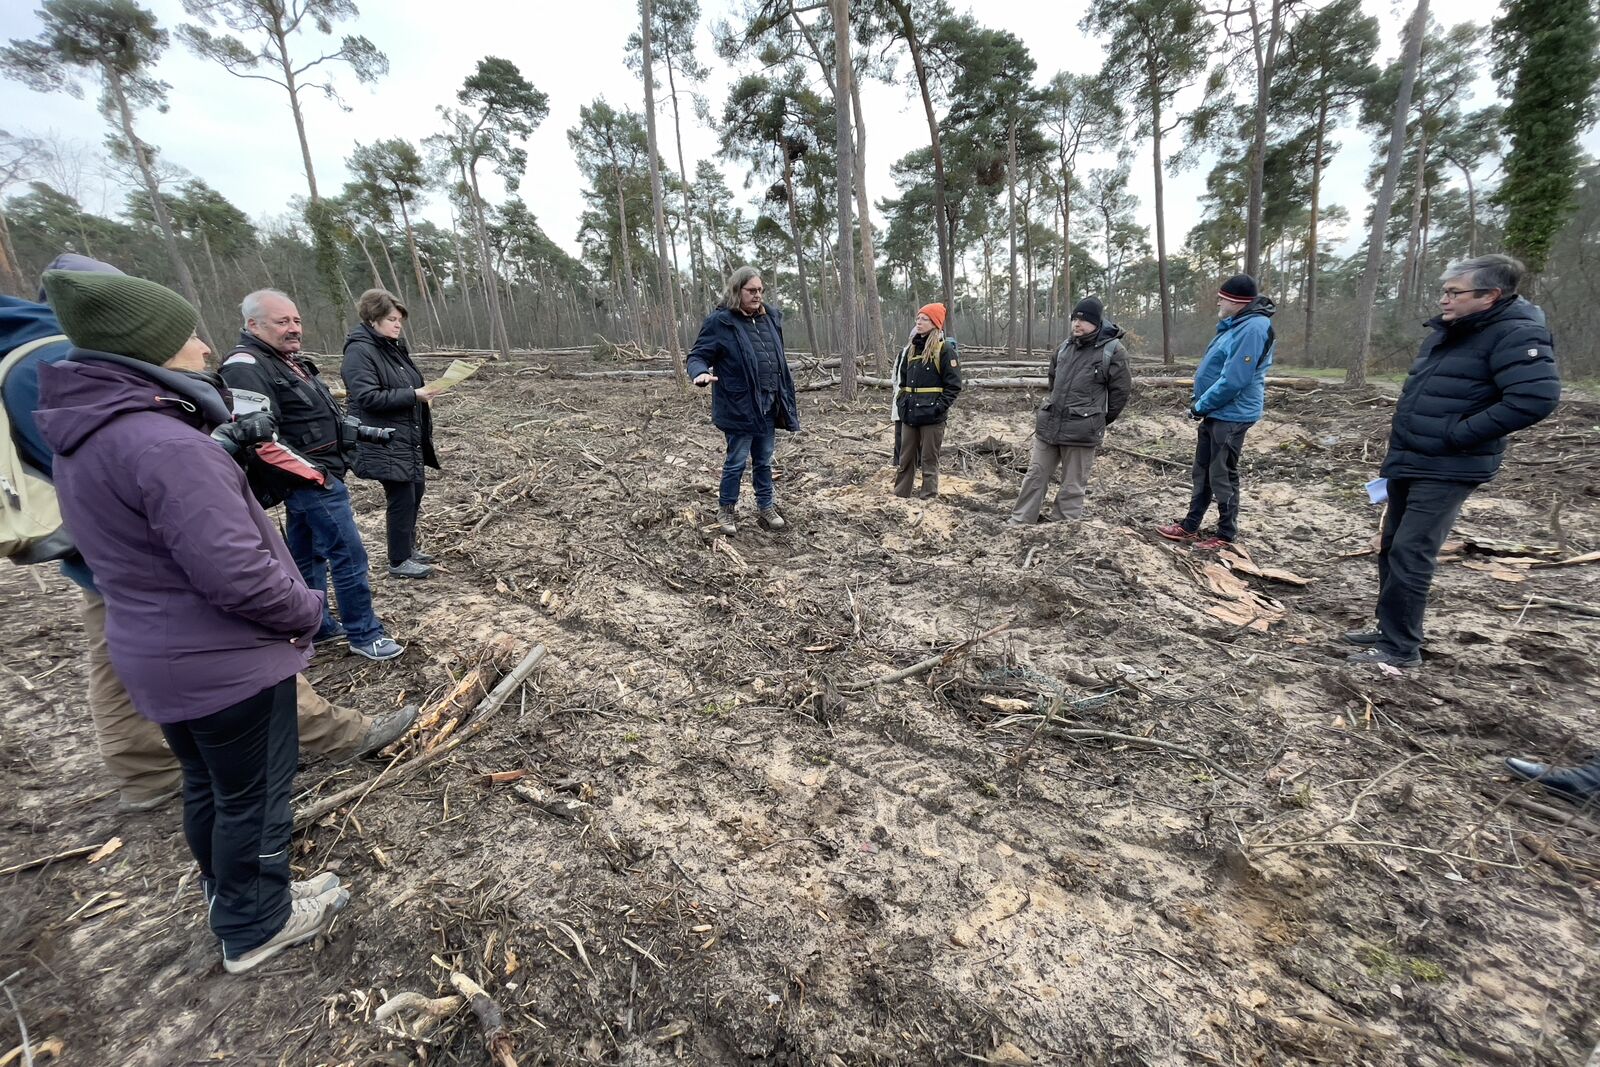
left=1347, top=254, right=1559, bottom=668
left=1157, top=273, right=1275, bottom=550
left=2, top=259, right=413, bottom=810
left=686, top=266, right=801, bottom=537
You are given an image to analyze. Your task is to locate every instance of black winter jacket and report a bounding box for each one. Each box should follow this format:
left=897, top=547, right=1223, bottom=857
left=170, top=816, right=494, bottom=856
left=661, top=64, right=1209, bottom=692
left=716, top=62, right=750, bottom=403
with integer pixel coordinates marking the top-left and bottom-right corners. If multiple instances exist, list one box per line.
left=893, top=333, right=962, bottom=426
left=1035, top=323, right=1133, bottom=447
left=1380, top=296, right=1560, bottom=484
left=684, top=305, right=802, bottom=435
left=219, top=330, right=348, bottom=482
left=340, top=324, right=438, bottom=483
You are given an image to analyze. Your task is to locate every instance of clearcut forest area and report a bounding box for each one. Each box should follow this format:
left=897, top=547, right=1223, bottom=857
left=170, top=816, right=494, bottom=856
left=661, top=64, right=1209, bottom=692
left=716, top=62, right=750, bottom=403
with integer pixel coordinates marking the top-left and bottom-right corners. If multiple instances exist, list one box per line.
left=1, top=351, right=1597, bottom=1067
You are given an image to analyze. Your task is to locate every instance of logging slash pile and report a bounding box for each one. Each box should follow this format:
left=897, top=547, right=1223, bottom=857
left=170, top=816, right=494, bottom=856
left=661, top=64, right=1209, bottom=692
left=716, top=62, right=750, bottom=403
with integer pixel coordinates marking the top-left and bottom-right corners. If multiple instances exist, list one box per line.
left=0, top=348, right=1597, bottom=1066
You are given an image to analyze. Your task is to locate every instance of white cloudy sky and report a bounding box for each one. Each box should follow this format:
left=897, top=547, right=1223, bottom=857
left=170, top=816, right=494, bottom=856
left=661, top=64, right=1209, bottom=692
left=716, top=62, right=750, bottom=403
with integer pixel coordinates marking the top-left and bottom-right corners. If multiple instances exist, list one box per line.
left=2, top=0, right=1584, bottom=270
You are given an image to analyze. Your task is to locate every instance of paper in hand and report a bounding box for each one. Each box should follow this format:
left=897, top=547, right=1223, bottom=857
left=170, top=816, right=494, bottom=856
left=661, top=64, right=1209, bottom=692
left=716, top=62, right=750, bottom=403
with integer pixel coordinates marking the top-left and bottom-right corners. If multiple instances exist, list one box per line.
left=423, top=359, right=481, bottom=395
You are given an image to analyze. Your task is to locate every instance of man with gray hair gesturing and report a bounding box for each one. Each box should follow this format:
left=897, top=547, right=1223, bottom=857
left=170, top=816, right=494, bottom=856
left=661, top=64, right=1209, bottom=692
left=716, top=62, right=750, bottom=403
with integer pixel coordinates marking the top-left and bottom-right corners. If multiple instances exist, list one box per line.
left=220, top=289, right=404, bottom=662
left=1347, top=254, right=1560, bottom=668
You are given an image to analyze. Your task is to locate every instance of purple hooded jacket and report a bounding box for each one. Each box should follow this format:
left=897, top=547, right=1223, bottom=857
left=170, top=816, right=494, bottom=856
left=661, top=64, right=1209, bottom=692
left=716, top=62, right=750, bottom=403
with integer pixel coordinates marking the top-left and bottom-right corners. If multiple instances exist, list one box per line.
left=35, top=353, right=322, bottom=724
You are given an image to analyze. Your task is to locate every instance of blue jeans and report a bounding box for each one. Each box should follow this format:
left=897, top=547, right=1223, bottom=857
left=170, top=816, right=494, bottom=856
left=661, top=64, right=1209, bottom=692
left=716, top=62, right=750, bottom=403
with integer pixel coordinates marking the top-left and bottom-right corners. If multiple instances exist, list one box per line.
left=283, top=478, right=384, bottom=645
left=720, top=425, right=777, bottom=509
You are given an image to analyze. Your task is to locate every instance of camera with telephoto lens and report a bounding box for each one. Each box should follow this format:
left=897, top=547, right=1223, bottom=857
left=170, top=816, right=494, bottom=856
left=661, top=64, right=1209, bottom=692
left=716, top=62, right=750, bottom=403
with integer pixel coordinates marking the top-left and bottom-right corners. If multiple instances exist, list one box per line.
left=340, top=415, right=395, bottom=446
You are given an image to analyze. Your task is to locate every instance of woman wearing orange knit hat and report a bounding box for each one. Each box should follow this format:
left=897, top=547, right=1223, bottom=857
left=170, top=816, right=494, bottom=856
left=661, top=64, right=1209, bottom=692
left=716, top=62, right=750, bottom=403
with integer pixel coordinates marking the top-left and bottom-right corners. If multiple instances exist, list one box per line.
left=891, top=302, right=962, bottom=498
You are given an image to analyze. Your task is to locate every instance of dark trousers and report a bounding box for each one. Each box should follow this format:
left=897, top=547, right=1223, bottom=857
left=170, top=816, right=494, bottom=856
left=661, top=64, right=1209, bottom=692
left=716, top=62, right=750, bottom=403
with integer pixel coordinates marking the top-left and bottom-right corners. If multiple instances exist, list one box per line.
left=160, top=678, right=298, bottom=957
left=380, top=476, right=426, bottom=566
left=1182, top=419, right=1252, bottom=541
left=283, top=479, right=383, bottom=646
left=1376, top=477, right=1476, bottom=657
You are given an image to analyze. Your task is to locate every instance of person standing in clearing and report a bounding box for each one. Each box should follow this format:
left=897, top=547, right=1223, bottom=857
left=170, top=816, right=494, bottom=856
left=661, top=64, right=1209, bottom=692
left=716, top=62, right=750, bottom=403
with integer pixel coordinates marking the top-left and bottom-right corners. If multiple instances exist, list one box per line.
left=1156, top=273, right=1276, bottom=550
left=891, top=302, right=962, bottom=498
left=1008, top=297, right=1132, bottom=525
left=686, top=266, right=801, bottom=537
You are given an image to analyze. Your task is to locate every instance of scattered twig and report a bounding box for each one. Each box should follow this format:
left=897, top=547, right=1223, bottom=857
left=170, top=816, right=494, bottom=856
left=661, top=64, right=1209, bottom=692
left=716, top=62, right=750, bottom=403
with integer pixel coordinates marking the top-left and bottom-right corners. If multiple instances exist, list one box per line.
left=838, top=620, right=1014, bottom=691
left=1494, top=597, right=1600, bottom=620
left=296, top=645, right=548, bottom=828
left=1043, top=726, right=1250, bottom=787
left=1103, top=443, right=1189, bottom=471
left=0, top=842, right=106, bottom=878
left=0, top=970, right=30, bottom=1067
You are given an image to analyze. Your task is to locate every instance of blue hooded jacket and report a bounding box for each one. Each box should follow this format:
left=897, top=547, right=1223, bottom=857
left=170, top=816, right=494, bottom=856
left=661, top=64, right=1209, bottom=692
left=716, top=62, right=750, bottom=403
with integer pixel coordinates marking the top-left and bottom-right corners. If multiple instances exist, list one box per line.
left=1192, top=296, right=1276, bottom=424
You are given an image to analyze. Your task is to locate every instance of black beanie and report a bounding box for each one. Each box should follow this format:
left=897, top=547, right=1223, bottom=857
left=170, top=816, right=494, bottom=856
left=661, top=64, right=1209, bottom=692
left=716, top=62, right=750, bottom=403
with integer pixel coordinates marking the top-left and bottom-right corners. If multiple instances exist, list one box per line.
left=1218, top=273, right=1258, bottom=302
left=1071, top=297, right=1104, bottom=327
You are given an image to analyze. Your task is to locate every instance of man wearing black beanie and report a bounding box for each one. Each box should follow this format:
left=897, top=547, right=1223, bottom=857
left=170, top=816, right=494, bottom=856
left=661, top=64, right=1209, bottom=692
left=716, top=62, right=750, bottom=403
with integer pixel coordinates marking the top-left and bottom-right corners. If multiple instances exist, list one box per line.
left=1156, top=273, right=1276, bottom=549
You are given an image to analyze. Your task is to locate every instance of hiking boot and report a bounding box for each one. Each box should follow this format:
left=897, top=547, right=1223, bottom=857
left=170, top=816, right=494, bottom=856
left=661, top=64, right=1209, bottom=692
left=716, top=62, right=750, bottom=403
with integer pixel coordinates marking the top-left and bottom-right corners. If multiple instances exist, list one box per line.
left=388, top=559, right=433, bottom=579
left=1193, top=536, right=1233, bottom=551
left=222, top=894, right=342, bottom=975
left=1346, top=646, right=1421, bottom=668
left=348, top=704, right=420, bottom=761
left=117, top=786, right=180, bottom=813
left=757, top=506, right=786, bottom=530
left=1504, top=758, right=1600, bottom=805
left=350, top=637, right=405, bottom=662
left=410, top=551, right=435, bottom=564
left=715, top=506, right=737, bottom=536
left=1342, top=628, right=1384, bottom=646
left=1156, top=522, right=1199, bottom=542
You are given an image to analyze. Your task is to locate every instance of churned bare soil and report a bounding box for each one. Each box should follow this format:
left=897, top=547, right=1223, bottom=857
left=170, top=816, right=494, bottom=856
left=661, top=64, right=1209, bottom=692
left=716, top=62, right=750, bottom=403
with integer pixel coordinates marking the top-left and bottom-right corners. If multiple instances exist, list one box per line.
left=1, top=350, right=1597, bottom=1067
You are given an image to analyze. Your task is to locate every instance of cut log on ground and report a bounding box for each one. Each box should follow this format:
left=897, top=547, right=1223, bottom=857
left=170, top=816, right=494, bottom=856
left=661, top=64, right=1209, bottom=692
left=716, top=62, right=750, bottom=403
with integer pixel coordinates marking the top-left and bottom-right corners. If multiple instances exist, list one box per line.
left=294, top=645, right=548, bottom=829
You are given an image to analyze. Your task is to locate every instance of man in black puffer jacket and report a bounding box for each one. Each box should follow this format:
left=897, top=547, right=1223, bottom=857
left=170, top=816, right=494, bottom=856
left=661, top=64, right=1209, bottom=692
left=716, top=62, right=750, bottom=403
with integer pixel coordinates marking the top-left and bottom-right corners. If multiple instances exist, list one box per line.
left=1347, top=254, right=1559, bottom=668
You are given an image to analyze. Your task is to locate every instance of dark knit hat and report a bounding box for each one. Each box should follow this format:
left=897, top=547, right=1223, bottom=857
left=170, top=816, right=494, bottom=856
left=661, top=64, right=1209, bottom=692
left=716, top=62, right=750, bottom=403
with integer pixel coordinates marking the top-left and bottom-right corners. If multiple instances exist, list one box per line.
left=1070, top=297, right=1104, bottom=327
left=1218, top=273, right=1258, bottom=302
left=42, top=270, right=198, bottom=366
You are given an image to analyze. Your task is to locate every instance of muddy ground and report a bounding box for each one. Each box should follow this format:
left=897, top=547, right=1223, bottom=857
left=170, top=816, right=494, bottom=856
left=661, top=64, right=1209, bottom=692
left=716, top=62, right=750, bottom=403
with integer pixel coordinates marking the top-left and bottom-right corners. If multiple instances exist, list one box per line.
left=1, top=350, right=1597, bottom=1067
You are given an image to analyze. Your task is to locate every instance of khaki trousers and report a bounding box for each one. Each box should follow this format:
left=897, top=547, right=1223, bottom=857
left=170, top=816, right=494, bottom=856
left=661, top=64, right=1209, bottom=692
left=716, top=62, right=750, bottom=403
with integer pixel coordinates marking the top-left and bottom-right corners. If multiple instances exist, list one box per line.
left=80, top=590, right=369, bottom=804
left=1011, top=440, right=1097, bottom=523
left=894, top=423, right=945, bottom=497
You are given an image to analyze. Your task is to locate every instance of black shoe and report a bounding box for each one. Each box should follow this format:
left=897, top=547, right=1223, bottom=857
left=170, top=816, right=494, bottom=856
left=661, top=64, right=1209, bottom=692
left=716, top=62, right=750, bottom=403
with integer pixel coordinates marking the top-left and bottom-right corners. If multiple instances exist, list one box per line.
left=1342, top=628, right=1383, bottom=646
left=410, top=551, right=435, bottom=564
left=1505, top=758, right=1600, bottom=804
left=1346, top=646, right=1421, bottom=668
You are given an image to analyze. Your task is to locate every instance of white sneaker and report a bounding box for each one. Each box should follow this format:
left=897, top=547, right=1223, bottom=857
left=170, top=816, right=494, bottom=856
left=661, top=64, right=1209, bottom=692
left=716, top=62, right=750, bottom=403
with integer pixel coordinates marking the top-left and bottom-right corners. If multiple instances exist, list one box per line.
left=223, top=894, right=340, bottom=975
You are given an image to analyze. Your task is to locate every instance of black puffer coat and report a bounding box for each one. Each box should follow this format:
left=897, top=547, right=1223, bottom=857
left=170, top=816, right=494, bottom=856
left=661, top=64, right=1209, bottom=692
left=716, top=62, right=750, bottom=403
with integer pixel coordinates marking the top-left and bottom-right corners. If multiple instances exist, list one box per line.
left=1380, top=297, right=1559, bottom=484
left=1035, top=323, right=1133, bottom=447
left=340, top=324, right=439, bottom=483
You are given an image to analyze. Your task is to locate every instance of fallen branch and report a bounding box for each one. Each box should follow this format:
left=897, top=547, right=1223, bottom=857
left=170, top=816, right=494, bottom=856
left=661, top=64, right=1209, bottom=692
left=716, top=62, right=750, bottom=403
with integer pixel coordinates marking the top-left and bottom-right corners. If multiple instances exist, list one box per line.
left=0, top=842, right=107, bottom=878
left=1484, top=788, right=1600, bottom=836
left=1495, top=597, right=1600, bottom=620
left=1103, top=443, right=1189, bottom=471
left=295, top=645, right=548, bottom=828
left=450, top=972, right=518, bottom=1067
left=838, top=620, right=1014, bottom=691
left=1042, top=726, right=1250, bottom=786
left=373, top=991, right=464, bottom=1040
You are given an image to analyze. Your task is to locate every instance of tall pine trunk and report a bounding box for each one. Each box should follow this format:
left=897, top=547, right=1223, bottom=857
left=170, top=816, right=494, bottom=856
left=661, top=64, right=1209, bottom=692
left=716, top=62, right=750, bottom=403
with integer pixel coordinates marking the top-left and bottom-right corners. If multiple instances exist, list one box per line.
left=893, top=0, right=953, bottom=309
left=1005, top=116, right=1018, bottom=358
left=466, top=163, right=512, bottom=359
left=641, top=0, right=687, bottom=387
left=848, top=65, right=889, bottom=373
left=1302, top=96, right=1328, bottom=361
left=1351, top=0, right=1429, bottom=386
left=1147, top=72, right=1174, bottom=365
left=782, top=153, right=819, bottom=356
left=107, top=67, right=210, bottom=348
left=833, top=0, right=858, bottom=399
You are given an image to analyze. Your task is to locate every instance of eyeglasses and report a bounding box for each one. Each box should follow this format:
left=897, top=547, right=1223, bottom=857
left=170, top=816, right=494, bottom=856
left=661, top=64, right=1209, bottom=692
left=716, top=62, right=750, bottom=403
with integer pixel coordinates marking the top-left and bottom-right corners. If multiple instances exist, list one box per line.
left=1440, top=287, right=1493, bottom=299
left=742, top=286, right=765, bottom=295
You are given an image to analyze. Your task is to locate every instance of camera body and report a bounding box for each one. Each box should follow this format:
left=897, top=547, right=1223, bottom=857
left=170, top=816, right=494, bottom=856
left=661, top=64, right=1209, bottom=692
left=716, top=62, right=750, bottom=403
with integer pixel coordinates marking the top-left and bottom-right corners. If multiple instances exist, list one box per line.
left=340, top=415, right=395, bottom=446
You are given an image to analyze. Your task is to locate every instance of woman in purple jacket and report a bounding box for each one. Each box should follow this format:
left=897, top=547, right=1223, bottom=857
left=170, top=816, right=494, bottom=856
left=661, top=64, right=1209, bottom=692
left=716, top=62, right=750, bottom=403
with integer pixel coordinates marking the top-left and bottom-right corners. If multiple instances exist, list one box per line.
left=34, top=270, right=348, bottom=975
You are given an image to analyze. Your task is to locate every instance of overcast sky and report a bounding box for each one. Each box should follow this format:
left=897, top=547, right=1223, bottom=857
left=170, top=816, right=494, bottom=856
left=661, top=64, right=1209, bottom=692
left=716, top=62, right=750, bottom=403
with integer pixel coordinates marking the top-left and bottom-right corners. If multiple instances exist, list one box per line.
left=3, top=0, right=1589, bottom=276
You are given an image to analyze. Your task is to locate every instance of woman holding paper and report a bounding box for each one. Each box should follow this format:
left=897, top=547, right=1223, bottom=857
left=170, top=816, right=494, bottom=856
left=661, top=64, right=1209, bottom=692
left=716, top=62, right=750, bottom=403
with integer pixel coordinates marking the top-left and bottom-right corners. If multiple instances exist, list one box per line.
left=342, top=289, right=440, bottom=579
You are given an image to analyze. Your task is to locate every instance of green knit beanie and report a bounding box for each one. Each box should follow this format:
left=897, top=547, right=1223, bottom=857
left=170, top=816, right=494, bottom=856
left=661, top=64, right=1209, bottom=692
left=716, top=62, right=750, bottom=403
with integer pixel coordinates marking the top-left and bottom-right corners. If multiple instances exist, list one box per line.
left=42, top=270, right=199, bottom=366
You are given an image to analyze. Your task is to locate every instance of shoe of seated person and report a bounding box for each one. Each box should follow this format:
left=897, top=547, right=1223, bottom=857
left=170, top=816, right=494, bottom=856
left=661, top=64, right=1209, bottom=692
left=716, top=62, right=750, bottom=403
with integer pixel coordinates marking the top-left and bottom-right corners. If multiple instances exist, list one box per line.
left=350, top=637, right=404, bottom=662
left=348, top=704, right=420, bottom=760
left=222, top=893, right=343, bottom=975
left=1504, top=758, right=1600, bottom=804
left=388, top=559, right=433, bottom=579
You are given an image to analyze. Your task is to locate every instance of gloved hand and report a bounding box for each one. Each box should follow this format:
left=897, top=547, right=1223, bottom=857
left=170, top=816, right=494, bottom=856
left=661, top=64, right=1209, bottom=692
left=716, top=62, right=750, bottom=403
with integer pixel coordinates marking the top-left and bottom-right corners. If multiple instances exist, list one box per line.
left=1188, top=406, right=1205, bottom=421
left=211, top=411, right=278, bottom=455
